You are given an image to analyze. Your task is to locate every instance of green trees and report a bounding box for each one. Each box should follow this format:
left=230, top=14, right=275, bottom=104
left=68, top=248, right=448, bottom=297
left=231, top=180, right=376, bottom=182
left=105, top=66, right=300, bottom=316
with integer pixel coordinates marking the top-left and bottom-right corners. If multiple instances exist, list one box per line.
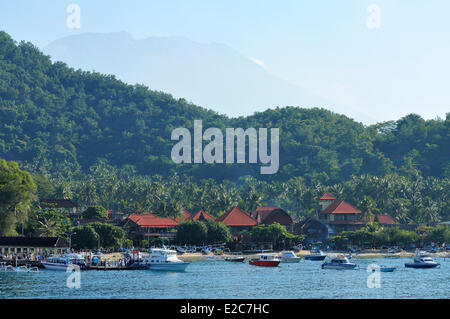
left=89, top=222, right=126, bottom=249
left=0, top=159, right=36, bottom=236
left=176, top=221, right=208, bottom=245
left=205, top=221, right=232, bottom=244
left=29, top=208, right=72, bottom=237
left=249, top=223, right=297, bottom=248
left=82, top=205, right=108, bottom=220
left=71, top=225, right=99, bottom=250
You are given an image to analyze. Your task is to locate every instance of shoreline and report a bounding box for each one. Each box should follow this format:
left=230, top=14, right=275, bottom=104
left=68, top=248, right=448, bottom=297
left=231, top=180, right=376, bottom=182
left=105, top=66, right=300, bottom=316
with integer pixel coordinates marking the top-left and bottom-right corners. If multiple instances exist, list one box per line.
left=100, top=250, right=450, bottom=262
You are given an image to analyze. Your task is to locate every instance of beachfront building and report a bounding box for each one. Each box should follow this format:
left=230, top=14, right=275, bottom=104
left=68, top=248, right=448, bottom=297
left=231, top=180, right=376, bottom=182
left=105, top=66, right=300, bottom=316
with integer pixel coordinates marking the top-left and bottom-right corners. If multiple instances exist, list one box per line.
left=0, top=237, right=68, bottom=257
left=188, top=210, right=216, bottom=222
left=298, top=192, right=398, bottom=242
left=216, top=207, right=258, bottom=235
left=123, top=212, right=178, bottom=245
left=249, top=206, right=294, bottom=232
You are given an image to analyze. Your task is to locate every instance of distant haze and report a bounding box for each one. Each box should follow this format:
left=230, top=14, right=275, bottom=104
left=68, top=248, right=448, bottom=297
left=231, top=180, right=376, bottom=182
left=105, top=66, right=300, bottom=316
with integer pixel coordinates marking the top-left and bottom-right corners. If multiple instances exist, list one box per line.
left=43, top=32, right=376, bottom=123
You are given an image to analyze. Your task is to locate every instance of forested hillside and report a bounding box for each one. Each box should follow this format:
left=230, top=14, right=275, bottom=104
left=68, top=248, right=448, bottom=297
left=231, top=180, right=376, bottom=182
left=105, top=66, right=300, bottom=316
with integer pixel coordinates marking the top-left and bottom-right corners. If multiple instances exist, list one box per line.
left=0, top=30, right=448, bottom=184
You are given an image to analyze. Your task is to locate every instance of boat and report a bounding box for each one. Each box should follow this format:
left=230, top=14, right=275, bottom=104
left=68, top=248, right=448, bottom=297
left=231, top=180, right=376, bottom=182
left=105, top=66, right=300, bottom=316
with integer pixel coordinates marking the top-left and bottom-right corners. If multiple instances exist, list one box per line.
left=42, top=255, right=85, bottom=271
left=249, top=253, right=280, bottom=267
left=380, top=266, right=396, bottom=272
left=0, top=262, right=39, bottom=273
left=405, top=250, right=440, bottom=269
left=321, top=256, right=357, bottom=270
left=224, top=256, right=245, bottom=262
left=142, top=248, right=189, bottom=271
left=280, top=251, right=301, bottom=263
left=305, top=249, right=327, bottom=261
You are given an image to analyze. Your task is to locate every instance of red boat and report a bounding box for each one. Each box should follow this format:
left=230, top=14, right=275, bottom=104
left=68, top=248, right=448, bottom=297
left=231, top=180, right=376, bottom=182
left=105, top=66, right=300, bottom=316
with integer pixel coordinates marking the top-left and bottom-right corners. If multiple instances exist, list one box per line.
left=249, top=254, right=280, bottom=267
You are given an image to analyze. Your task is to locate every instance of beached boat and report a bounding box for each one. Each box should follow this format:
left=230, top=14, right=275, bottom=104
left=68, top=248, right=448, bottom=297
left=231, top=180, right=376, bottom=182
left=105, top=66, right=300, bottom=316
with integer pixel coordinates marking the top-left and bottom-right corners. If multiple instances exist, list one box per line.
left=249, top=253, right=280, bottom=267
left=280, top=251, right=301, bottom=263
left=305, top=249, right=327, bottom=261
left=321, top=256, right=357, bottom=270
left=405, top=250, right=440, bottom=269
left=224, top=256, right=245, bottom=262
left=142, top=248, right=189, bottom=271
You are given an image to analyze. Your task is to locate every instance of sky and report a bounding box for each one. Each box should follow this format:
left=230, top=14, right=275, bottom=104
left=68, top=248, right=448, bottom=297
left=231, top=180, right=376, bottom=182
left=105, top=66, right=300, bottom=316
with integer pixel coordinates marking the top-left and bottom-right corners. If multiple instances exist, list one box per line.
left=1, top=0, right=449, bottom=122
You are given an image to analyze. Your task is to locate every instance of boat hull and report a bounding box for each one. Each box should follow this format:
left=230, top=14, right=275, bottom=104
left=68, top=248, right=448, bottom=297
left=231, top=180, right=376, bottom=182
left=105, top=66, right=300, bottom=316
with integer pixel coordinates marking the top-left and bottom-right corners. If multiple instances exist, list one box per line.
left=225, top=257, right=245, bottom=262
left=380, top=267, right=396, bottom=272
left=249, top=260, right=280, bottom=267
left=42, top=263, right=73, bottom=271
left=305, top=255, right=326, bottom=261
left=148, top=262, right=189, bottom=271
left=405, top=263, right=439, bottom=268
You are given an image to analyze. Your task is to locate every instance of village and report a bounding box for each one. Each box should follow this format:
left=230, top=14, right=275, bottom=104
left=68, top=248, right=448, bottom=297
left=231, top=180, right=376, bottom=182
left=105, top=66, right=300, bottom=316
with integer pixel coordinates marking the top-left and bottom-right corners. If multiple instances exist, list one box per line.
left=1, top=192, right=448, bottom=269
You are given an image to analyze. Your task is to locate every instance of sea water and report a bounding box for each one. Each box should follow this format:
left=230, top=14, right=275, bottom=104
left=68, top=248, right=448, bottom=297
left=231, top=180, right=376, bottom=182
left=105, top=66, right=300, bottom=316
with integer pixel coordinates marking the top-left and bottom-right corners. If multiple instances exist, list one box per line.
left=1, top=258, right=448, bottom=299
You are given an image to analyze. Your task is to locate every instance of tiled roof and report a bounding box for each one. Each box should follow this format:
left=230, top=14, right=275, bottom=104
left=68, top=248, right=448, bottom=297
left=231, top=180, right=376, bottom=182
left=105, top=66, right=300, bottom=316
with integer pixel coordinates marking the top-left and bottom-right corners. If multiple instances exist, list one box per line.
left=320, top=200, right=361, bottom=214
left=128, top=212, right=156, bottom=222
left=0, top=237, right=68, bottom=248
left=328, top=220, right=366, bottom=225
left=249, top=207, right=293, bottom=225
left=216, top=207, right=257, bottom=226
left=190, top=210, right=216, bottom=221
left=134, top=215, right=178, bottom=228
left=317, top=192, right=337, bottom=201
left=372, top=214, right=398, bottom=225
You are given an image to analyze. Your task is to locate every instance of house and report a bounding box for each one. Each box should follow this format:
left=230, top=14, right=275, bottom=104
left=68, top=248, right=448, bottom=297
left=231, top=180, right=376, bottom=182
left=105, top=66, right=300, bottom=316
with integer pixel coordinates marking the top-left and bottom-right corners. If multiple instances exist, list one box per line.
left=249, top=206, right=294, bottom=232
left=107, top=210, right=125, bottom=224
left=123, top=212, right=178, bottom=245
left=40, top=199, right=80, bottom=218
left=0, top=237, right=68, bottom=257
left=216, top=207, right=257, bottom=234
left=176, top=210, right=193, bottom=222
left=297, top=192, right=398, bottom=242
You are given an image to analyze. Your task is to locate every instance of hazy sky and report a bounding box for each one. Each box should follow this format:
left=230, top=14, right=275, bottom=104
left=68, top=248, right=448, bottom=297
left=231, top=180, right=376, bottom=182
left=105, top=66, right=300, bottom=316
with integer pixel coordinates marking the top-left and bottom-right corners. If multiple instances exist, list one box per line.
left=1, top=0, right=449, bottom=122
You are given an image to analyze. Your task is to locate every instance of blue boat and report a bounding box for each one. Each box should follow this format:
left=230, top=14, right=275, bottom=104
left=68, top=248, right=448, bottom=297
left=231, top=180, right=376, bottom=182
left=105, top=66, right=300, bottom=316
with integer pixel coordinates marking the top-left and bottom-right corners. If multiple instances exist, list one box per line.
left=305, top=249, right=327, bottom=261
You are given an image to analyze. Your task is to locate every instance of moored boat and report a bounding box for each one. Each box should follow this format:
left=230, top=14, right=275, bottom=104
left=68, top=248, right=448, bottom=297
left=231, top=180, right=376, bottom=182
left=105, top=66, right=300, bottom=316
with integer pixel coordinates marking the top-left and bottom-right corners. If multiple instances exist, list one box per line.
left=249, top=253, right=280, bottom=267
left=142, top=248, right=189, bottom=271
left=321, top=256, right=357, bottom=270
left=42, top=255, right=84, bottom=271
left=225, top=256, right=245, bottom=262
left=280, top=251, right=301, bottom=263
left=405, top=250, right=440, bottom=269
left=305, top=249, right=327, bottom=261
left=380, top=266, right=396, bottom=272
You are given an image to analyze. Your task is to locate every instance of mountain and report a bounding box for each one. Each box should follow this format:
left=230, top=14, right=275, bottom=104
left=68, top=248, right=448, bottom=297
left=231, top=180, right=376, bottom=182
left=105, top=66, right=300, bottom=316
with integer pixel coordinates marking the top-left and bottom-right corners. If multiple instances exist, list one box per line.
left=43, top=32, right=375, bottom=123
left=0, top=31, right=448, bottom=183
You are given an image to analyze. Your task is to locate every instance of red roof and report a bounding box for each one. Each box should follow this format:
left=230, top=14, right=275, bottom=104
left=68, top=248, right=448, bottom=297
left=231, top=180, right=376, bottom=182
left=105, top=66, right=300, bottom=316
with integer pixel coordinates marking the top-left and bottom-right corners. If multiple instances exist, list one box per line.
left=317, top=192, right=337, bottom=200
left=134, top=215, right=178, bottom=228
left=190, top=210, right=216, bottom=221
left=328, top=220, right=366, bottom=225
left=250, top=207, right=293, bottom=225
left=176, top=210, right=192, bottom=222
left=320, top=200, right=361, bottom=215
left=216, top=207, right=257, bottom=226
left=254, top=206, right=278, bottom=212
left=128, top=212, right=156, bottom=222
left=371, top=214, right=398, bottom=225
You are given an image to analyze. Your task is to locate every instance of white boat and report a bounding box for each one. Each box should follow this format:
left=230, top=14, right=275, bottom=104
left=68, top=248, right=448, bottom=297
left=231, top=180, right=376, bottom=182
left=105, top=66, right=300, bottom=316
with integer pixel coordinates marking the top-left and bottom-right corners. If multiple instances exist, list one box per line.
left=142, top=248, right=189, bottom=271
left=321, top=256, right=357, bottom=270
left=42, top=254, right=86, bottom=271
left=405, top=250, right=440, bottom=269
left=280, top=251, right=301, bottom=263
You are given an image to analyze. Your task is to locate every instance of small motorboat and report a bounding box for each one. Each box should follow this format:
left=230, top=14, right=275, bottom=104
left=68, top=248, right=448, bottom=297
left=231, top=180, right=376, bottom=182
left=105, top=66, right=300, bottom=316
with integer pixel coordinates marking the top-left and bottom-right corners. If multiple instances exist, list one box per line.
left=305, top=249, right=327, bottom=261
left=405, top=250, right=440, bottom=269
left=280, top=251, right=301, bottom=263
left=225, top=256, right=245, bottom=262
left=321, top=256, right=357, bottom=270
left=249, top=254, right=280, bottom=267
left=380, top=266, right=396, bottom=272
left=42, top=254, right=86, bottom=271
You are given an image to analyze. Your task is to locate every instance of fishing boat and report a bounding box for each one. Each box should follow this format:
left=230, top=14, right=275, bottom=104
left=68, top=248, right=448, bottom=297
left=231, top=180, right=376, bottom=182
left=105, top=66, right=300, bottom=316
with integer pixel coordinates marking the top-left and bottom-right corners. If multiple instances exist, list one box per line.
left=280, top=251, right=301, bottom=263
left=224, top=256, right=245, bottom=262
left=405, top=250, right=440, bottom=269
left=249, top=253, right=280, bottom=267
left=142, top=248, right=189, bottom=271
left=305, top=249, right=327, bottom=261
left=321, top=256, right=357, bottom=270
left=0, top=262, right=39, bottom=273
